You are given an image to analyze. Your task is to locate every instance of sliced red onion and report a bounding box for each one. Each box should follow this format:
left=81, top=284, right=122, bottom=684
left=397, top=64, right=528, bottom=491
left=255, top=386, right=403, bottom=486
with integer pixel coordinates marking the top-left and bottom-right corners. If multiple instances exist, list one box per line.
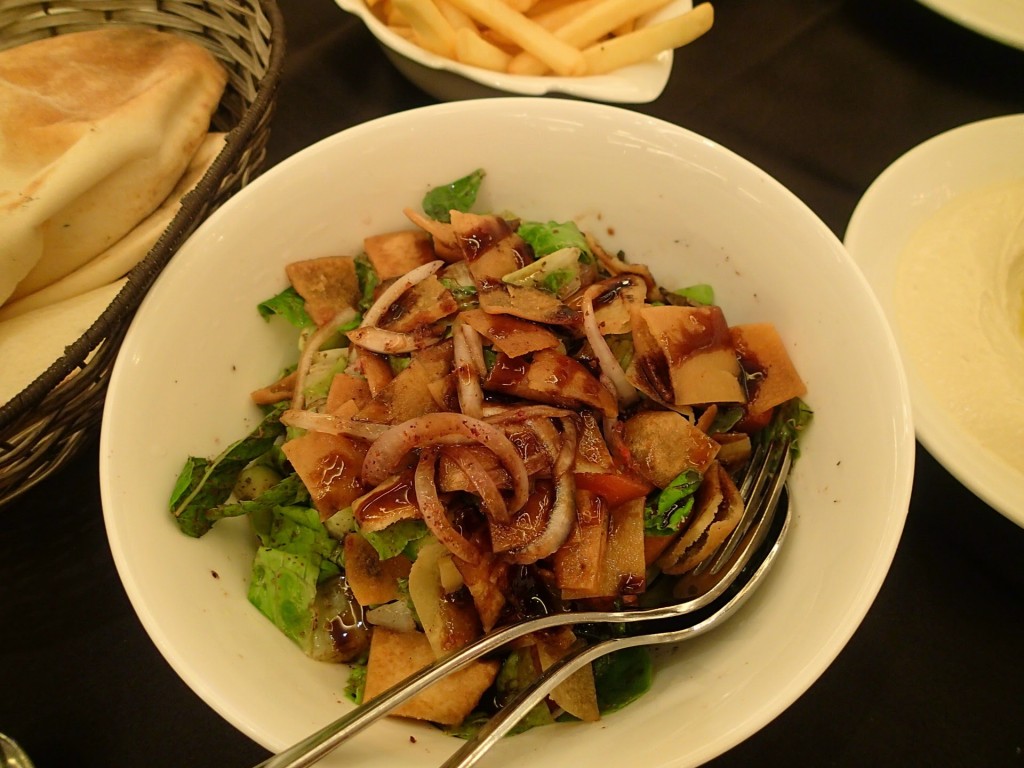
left=482, top=405, right=574, bottom=424
left=447, top=446, right=509, bottom=523
left=361, top=259, right=443, bottom=328
left=280, top=409, right=389, bottom=442
left=461, top=323, right=487, bottom=376
left=365, top=600, right=417, bottom=633
left=291, top=307, right=358, bottom=411
left=362, top=412, right=529, bottom=512
left=414, top=448, right=481, bottom=564
left=453, top=324, right=484, bottom=419
left=581, top=283, right=638, bottom=407
left=346, top=326, right=441, bottom=355
left=510, top=418, right=578, bottom=564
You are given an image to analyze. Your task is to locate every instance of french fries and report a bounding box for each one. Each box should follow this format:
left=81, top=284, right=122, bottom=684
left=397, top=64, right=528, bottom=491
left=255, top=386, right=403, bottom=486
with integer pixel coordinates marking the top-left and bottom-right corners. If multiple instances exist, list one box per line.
left=367, top=0, right=713, bottom=77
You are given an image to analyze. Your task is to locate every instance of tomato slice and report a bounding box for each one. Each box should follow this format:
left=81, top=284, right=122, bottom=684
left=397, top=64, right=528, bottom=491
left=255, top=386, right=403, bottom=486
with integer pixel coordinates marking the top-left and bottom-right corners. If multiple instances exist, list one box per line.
left=573, top=470, right=652, bottom=508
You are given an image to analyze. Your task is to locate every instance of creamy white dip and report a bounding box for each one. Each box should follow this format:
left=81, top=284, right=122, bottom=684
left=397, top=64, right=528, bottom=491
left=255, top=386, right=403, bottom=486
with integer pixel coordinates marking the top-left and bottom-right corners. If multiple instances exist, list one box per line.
left=895, top=178, right=1024, bottom=474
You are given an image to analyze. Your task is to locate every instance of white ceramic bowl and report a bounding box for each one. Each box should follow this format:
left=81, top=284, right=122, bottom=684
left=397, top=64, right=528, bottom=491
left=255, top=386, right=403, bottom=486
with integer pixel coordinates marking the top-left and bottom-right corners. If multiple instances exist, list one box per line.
left=333, top=0, right=688, bottom=103
left=845, top=114, right=1024, bottom=528
left=100, top=98, right=914, bottom=767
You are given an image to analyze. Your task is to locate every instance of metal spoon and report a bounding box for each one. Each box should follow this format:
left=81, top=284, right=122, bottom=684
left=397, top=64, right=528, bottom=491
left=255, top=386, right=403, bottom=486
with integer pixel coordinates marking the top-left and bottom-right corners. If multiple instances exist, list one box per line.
left=0, top=734, right=34, bottom=768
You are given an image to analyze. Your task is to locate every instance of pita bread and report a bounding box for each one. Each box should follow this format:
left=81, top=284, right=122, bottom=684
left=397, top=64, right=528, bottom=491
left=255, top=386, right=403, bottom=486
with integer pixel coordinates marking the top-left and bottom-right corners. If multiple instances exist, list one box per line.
left=0, top=28, right=227, bottom=304
left=0, top=279, right=126, bottom=405
left=0, top=132, right=227, bottom=322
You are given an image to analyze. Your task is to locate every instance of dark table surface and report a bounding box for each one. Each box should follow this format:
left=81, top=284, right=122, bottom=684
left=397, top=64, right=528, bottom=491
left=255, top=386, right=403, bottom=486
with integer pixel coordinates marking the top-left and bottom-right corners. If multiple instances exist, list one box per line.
left=3, top=0, right=1024, bottom=766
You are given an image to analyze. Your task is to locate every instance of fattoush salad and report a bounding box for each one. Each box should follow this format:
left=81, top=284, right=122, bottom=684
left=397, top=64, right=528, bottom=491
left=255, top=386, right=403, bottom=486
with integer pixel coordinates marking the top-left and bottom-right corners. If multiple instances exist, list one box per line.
left=170, top=169, right=812, bottom=734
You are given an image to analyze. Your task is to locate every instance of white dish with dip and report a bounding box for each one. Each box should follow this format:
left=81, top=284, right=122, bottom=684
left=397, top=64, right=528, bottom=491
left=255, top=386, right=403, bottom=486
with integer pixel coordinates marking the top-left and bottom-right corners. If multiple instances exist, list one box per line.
left=845, top=114, right=1024, bottom=528
left=916, top=0, right=1024, bottom=50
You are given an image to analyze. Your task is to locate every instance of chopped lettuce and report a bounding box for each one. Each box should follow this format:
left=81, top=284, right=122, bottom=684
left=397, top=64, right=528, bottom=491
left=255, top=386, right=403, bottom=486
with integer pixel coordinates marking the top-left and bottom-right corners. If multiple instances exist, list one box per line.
left=708, top=406, right=745, bottom=435
left=517, top=220, right=592, bottom=262
left=447, top=647, right=554, bottom=739
left=207, top=473, right=308, bottom=527
left=354, top=253, right=380, bottom=313
left=643, top=468, right=702, bottom=537
left=302, top=348, right=350, bottom=406
left=767, top=397, right=814, bottom=458
left=248, top=547, right=320, bottom=646
left=674, top=283, right=715, bottom=306
left=493, top=648, right=556, bottom=734
left=503, top=246, right=583, bottom=298
left=247, top=503, right=345, bottom=648
left=251, top=503, right=344, bottom=571
left=359, top=519, right=430, bottom=561
left=440, top=278, right=479, bottom=311
left=344, top=664, right=367, bottom=705
left=593, top=647, right=653, bottom=714
left=257, top=286, right=314, bottom=329
left=422, top=168, right=485, bottom=223
left=170, top=403, right=288, bottom=538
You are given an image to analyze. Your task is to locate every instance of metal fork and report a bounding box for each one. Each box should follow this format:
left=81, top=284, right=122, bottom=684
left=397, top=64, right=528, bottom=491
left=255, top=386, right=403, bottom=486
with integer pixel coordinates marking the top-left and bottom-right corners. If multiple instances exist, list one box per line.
left=441, top=482, right=792, bottom=767
left=256, top=435, right=794, bottom=768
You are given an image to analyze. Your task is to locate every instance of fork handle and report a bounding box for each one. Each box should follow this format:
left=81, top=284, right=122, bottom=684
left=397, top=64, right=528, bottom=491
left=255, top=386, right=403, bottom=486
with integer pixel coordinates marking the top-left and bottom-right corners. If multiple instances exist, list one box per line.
left=441, top=514, right=789, bottom=768
left=440, top=638, right=615, bottom=768
left=255, top=609, right=593, bottom=768
left=254, top=626, right=524, bottom=768
left=254, top=653, right=461, bottom=768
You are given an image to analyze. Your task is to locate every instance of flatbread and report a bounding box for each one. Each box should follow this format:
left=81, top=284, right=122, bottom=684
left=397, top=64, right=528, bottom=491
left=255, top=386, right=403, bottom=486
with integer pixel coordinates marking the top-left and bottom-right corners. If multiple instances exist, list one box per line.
left=0, top=132, right=227, bottom=321
left=0, top=28, right=227, bottom=303
left=0, top=279, right=126, bottom=405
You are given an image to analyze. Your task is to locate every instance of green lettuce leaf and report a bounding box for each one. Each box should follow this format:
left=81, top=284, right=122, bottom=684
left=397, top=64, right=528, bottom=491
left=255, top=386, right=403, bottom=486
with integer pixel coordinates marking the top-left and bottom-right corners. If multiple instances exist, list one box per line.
left=257, top=286, right=313, bottom=329
left=360, top=519, right=430, bottom=561
left=766, top=397, right=814, bottom=458
left=354, top=253, right=380, bottom=314
left=422, top=168, right=485, bottom=223
left=252, top=504, right=344, bottom=572
left=440, top=278, right=479, bottom=311
left=708, top=405, right=745, bottom=434
left=302, top=348, right=351, bottom=406
left=502, top=246, right=583, bottom=298
left=248, top=546, right=320, bottom=646
left=643, top=468, right=702, bottom=537
left=673, top=283, right=715, bottom=306
left=517, top=220, right=592, bottom=261
left=344, top=664, right=368, bottom=705
left=247, top=503, right=345, bottom=647
left=207, top=473, right=309, bottom=530
left=593, top=647, right=653, bottom=714
left=447, top=647, right=554, bottom=739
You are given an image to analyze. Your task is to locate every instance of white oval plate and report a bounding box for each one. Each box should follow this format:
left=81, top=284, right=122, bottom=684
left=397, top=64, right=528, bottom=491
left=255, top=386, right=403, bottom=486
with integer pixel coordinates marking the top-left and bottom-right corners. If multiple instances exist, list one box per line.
left=917, top=0, right=1024, bottom=49
left=845, top=113, right=1024, bottom=528
left=101, top=99, right=914, bottom=767
left=333, top=0, right=687, bottom=103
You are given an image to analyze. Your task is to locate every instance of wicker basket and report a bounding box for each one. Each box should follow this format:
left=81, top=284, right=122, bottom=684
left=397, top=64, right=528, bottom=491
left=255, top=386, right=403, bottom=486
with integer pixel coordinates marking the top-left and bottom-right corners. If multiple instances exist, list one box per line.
left=0, top=0, right=285, bottom=507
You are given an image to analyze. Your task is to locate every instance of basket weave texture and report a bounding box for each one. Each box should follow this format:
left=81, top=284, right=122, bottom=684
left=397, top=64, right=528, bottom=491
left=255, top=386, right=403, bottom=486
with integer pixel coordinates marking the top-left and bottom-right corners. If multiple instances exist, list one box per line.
left=0, top=0, right=285, bottom=507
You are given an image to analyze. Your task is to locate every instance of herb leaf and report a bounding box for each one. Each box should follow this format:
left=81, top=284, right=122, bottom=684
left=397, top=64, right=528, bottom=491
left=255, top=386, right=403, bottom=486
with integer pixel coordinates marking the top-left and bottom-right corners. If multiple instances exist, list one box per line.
left=169, top=403, right=288, bottom=537
left=643, top=468, right=702, bottom=536
left=517, top=220, right=592, bottom=261
left=360, top=519, right=430, bottom=561
left=766, top=397, right=814, bottom=458
left=344, top=664, right=367, bottom=705
left=354, top=254, right=380, bottom=313
left=422, top=168, right=485, bottom=223
left=594, top=647, right=653, bottom=714
left=673, top=283, right=715, bottom=306
left=257, top=286, right=313, bottom=328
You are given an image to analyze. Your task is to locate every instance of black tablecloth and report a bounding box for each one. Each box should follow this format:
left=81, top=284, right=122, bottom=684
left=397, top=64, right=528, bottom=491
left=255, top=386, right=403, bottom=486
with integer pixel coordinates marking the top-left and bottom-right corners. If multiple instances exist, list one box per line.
left=3, top=1, right=1023, bottom=765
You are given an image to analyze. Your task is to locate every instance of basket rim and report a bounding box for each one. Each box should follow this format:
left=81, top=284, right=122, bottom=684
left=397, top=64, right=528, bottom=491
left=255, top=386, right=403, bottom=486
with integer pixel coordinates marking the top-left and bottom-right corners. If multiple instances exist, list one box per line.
left=0, top=0, right=286, bottom=434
